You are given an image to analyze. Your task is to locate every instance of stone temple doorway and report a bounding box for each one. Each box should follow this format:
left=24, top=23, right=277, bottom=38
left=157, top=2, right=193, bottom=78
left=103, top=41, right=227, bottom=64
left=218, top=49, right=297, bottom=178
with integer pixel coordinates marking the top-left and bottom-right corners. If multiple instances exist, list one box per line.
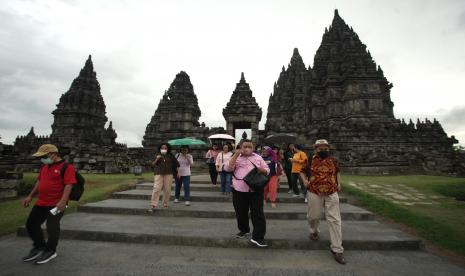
left=222, top=73, right=262, bottom=145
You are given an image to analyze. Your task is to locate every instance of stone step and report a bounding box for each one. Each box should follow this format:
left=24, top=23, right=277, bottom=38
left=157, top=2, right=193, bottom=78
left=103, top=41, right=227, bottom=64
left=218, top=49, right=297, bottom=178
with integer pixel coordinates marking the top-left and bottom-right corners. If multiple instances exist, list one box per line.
left=113, top=189, right=348, bottom=204
left=188, top=176, right=290, bottom=184
left=17, top=213, right=422, bottom=250
left=78, top=199, right=374, bottom=221
left=137, top=182, right=293, bottom=193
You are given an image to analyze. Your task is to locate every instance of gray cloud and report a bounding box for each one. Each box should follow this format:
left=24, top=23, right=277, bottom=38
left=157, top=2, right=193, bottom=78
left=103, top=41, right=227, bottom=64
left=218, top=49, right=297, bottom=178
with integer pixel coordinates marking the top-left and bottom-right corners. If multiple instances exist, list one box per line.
left=442, top=106, right=465, bottom=126
left=1, top=0, right=465, bottom=148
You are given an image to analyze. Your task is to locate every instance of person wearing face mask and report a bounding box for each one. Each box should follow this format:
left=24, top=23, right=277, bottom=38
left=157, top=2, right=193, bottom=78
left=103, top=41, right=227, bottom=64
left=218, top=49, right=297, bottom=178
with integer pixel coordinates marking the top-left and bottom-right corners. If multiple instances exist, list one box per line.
left=205, top=144, right=220, bottom=186
left=21, top=144, right=77, bottom=264
left=262, top=146, right=279, bottom=208
left=148, top=143, right=180, bottom=212
left=283, top=143, right=295, bottom=194
left=174, top=145, right=194, bottom=206
left=289, top=144, right=308, bottom=200
left=224, top=139, right=270, bottom=248
left=300, top=139, right=346, bottom=265
left=215, top=143, right=233, bottom=197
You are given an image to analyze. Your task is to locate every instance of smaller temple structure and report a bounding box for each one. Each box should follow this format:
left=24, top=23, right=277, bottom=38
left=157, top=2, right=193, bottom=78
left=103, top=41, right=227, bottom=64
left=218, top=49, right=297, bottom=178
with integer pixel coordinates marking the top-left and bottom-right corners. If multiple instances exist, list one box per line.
left=223, top=73, right=262, bottom=144
left=143, top=71, right=223, bottom=149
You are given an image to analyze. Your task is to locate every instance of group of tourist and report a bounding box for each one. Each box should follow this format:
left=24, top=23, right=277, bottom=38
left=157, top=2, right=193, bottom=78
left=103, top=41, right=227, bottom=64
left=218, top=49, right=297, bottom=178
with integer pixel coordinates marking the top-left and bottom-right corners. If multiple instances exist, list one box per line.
left=20, top=138, right=345, bottom=265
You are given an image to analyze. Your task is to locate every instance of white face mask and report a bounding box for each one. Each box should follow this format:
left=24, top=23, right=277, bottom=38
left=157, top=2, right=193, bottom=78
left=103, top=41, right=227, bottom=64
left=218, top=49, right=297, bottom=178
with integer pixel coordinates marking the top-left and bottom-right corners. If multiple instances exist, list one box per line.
left=40, top=158, right=54, bottom=164
left=160, top=149, right=168, bottom=155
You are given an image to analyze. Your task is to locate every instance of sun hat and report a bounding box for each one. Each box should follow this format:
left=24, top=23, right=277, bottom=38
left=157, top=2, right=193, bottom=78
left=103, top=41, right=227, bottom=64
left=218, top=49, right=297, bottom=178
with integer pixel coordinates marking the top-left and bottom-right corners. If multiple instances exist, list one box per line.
left=32, top=144, right=58, bottom=157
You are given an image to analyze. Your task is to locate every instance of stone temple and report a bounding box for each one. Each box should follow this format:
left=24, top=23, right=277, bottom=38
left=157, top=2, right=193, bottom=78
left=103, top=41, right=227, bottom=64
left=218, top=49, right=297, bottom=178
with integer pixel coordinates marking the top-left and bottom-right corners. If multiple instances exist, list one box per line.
left=12, top=55, right=128, bottom=173
left=142, top=71, right=223, bottom=148
left=2, top=9, right=463, bottom=178
left=266, top=10, right=460, bottom=174
left=51, top=55, right=117, bottom=146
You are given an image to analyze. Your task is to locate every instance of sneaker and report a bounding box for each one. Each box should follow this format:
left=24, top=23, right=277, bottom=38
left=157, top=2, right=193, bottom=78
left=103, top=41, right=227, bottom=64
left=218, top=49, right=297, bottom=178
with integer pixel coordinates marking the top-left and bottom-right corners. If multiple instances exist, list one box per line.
left=174, top=199, right=179, bottom=203
left=304, top=197, right=308, bottom=203
left=288, top=190, right=293, bottom=194
left=292, top=194, right=300, bottom=198
left=309, top=233, right=319, bottom=241
left=236, top=231, right=250, bottom=238
left=185, top=201, right=190, bottom=206
left=146, top=206, right=156, bottom=213
left=22, top=248, right=43, bottom=262
left=34, top=250, right=57, bottom=265
left=250, top=238, right=269, bottom=248
left=331, top=250, right=347, bottom=265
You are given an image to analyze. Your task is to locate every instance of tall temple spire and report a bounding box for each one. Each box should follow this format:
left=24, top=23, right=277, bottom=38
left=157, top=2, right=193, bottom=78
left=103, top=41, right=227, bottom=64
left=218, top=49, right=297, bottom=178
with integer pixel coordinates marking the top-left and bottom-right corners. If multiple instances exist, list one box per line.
left=79, top=54, right=95, bottom=78
left=240, top=72, right=246, bottom=83
left=51, top=55, right=111, bottom=145
left=143, top=71, right=203, bottom=147
left=290, top=48, right=305, bottom=68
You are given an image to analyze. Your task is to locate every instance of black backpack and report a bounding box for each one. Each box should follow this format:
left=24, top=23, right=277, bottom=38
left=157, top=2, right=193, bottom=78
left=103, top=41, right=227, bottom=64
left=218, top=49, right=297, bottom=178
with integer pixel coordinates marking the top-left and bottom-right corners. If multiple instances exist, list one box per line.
left=60, top=163, right=85, bottom=201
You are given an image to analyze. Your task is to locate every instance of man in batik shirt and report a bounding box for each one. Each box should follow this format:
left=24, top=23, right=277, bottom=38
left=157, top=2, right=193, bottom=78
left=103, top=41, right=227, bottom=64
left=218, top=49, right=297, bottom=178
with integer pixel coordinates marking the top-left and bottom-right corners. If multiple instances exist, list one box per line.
left=300, top=139, right=346, bottom=264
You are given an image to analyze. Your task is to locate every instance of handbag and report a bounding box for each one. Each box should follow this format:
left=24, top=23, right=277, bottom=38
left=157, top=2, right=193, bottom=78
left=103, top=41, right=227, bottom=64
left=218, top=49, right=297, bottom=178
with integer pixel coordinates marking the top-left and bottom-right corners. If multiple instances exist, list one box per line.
left=235, top=159, right=269, bottom=191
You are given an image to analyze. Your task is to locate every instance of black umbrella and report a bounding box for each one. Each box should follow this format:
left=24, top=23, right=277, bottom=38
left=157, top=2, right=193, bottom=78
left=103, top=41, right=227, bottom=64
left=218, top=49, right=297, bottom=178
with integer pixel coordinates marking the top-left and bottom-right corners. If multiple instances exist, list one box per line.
left=264, top=133, right=297, bottom=145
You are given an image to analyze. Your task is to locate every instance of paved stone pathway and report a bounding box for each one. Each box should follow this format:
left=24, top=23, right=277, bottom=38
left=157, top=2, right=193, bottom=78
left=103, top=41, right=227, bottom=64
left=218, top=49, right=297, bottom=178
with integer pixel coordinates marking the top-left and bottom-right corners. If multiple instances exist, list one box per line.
left=348, top=181, right=446, bottom=206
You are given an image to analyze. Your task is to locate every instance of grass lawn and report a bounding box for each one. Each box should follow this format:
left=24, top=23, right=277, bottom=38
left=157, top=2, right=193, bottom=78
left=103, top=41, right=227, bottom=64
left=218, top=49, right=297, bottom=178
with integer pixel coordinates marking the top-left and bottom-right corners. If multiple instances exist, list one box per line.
left=0, top=172, right=153, bottom=237
left=341, top=175, right=465, bottom=256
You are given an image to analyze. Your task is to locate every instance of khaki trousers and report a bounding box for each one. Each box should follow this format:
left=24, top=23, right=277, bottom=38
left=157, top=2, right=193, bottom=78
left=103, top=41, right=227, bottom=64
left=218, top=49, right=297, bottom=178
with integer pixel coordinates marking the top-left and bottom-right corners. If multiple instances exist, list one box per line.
left=150, top=174, right=173, bottom=207
left=307, top=192, right=344, bottom=253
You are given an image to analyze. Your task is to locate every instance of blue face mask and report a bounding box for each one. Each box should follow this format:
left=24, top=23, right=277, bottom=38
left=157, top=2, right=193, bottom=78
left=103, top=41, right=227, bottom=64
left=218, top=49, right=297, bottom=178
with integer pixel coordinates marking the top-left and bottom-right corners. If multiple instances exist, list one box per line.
left=40, top=158, right=54, bottom=164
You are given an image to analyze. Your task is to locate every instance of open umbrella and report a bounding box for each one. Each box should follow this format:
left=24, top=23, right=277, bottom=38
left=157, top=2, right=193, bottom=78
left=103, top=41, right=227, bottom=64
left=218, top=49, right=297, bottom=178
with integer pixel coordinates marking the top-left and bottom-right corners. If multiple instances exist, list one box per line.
left=168, top=138, right=207, bottom=146
left=208, top=134, right=235, bottom=140
left=264, top=133, right=297, bottom=145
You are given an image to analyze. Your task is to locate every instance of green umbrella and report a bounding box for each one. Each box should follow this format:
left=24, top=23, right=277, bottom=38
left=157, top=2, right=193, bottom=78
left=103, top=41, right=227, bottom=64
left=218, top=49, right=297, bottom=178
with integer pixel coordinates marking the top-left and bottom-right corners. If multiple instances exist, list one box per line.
left=168, top=138, right=207, bottom=146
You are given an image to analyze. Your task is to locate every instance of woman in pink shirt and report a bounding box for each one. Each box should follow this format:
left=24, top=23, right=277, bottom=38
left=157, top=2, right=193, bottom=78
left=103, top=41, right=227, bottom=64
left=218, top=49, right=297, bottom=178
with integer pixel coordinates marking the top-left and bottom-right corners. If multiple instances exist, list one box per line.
left=224, top=139, right=270, bottom=248
left=174, top=145, right=194, bottom=206
left=215, top=143, right=234, bottom=196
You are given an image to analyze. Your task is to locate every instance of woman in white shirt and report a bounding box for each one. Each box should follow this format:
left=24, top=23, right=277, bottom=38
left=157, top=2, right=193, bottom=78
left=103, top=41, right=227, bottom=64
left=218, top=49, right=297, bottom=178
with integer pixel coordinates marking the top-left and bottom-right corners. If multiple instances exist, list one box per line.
left=215, top=144, right=234, bottom=196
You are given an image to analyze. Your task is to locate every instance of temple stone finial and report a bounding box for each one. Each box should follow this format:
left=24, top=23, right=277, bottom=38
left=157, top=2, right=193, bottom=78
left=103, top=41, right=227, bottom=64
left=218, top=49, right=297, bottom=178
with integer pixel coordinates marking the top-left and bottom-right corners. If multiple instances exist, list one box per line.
left=240, top=72, right=245, bottom=83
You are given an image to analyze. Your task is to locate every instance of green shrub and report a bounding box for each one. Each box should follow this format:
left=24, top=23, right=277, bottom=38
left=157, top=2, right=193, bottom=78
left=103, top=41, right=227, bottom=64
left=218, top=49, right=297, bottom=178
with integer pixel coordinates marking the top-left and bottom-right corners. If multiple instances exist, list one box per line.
left=15, top=173, right=37, bottom=196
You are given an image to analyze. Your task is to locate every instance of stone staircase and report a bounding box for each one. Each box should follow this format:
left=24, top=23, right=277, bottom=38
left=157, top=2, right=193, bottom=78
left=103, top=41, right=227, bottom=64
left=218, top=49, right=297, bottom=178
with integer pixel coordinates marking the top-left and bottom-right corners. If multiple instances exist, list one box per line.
left=18, top=175, right=423, bottom=251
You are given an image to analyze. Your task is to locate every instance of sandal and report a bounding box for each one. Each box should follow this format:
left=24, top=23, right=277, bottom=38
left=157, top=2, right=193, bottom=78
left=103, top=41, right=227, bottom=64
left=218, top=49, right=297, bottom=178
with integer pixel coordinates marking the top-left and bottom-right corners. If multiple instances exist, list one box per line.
left=146, top=206, right=156, bottom=213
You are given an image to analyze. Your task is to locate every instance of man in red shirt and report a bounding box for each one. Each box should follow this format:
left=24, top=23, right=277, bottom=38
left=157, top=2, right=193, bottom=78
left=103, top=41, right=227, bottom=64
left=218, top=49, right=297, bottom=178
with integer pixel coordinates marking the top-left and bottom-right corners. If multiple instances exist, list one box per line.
left=22, top=144, right=77, bottom=264
left=300, top=139, right=346, bottom=265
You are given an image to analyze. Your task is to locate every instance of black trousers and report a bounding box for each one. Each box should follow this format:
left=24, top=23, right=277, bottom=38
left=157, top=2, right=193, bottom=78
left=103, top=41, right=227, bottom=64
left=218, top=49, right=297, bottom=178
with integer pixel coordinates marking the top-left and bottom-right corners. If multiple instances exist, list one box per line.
left=232, top=188, right=266, bottom=240
left=291, top=173, right=306, bottom=196
left=208, top=163, right=218, bottom=185
left=26, top=205, right=64, bottom=252
left=284, top=168, right=292, bottom=191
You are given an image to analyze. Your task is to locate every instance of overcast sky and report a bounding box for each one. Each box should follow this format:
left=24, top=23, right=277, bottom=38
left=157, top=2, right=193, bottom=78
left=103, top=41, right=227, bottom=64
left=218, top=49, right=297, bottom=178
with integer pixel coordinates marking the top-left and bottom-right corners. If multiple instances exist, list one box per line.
left=1, top=0, right=464, bottom=147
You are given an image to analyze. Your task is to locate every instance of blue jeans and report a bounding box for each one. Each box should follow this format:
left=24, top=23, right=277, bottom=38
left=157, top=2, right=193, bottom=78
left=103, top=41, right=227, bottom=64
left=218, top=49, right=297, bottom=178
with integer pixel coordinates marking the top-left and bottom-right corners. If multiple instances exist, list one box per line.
left=175, top=176, right=191, bottom=200
left=219, top=171, right=232, bottom=193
